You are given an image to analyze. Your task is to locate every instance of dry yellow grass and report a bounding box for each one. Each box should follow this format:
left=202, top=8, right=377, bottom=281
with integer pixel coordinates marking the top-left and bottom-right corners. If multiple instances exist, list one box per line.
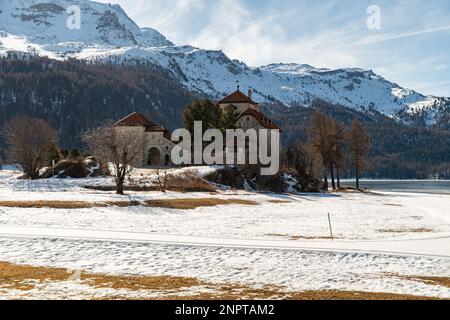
left=0, top=198, right=258, bottom=210
left=0, top=261, right=74, bottom=290
left=389, top=274, right=450, bottom=289
left=0, top=200, right=143, bottom=209
left=268, top=200, right=290, bottom=204
left=86, top=174, right=217, bottom=193
left=0, top=201, right=103, bottom=209
left=267, top=233, right=336, bottom=240
left=86, top=274, right=201, bottom=291
left=179, top=290, right=438, bottom=301
left=289, top=235, right=335, bottom=240
left=377, top=228, right=434, bottom=234
left=284, top=291, right=438, bottom=300
left=146, top=198, right=259, bottom=210
left=0, top=262, right=202, bottom=292
left=0, top=262, right=445, bottom=300
left=384, top=203, right=403, bottom=207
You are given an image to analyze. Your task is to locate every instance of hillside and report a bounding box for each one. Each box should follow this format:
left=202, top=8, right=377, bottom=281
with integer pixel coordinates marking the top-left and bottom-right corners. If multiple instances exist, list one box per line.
left=0, top=54, right=196, bottom=148
left=0, top=56, right=449, bottom=178
left=264, top=101, right=450, bottom=179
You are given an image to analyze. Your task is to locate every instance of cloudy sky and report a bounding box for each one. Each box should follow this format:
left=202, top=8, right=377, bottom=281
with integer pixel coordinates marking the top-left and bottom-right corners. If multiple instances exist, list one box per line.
left=97, top=0, right=450, bottom=96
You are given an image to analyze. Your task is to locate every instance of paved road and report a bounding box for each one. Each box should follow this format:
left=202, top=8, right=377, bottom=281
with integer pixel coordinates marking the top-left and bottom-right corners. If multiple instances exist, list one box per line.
left=1, top=225, right=449, bottom=258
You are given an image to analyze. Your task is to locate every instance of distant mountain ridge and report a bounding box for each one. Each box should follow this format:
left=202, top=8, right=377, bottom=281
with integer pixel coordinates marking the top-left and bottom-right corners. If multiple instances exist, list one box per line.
left=0, top=0, right=449, bottom=129
left=0, top=55, right=196, bottom=148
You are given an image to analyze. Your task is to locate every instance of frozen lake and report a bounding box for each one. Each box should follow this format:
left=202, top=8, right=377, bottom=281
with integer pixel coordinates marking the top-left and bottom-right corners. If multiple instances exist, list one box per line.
left=341, top=180, right=450, bottom=195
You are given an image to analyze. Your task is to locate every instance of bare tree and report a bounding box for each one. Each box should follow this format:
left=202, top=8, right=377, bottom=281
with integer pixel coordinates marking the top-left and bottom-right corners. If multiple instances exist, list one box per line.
left=347, top=120, right=371, bottom=190
left=82, top=122, right=144, bottom=195
left=329, top=119, right=345, bottom=190
left=308, top=112, right=347, bottom=191
left=308, top=112, right=332, bottom=191
left=156, top=169, right=169, bottom=193
left=2, top=116, right=59, bottom=179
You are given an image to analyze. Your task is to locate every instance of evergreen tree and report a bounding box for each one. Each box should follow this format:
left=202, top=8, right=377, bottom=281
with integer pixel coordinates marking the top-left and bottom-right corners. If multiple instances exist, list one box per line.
left=183, top=100, right=224, bottom=134
left=221, top=105, right=237, bottom=131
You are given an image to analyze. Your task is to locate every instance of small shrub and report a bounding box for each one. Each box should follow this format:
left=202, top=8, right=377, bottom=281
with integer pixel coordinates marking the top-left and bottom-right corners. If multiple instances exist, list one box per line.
left=69, top=149, right=81, bottom=159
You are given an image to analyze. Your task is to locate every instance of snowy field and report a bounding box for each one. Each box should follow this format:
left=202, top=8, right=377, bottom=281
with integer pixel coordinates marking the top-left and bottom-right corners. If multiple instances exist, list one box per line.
left=0, top=169, right=449, bottom=299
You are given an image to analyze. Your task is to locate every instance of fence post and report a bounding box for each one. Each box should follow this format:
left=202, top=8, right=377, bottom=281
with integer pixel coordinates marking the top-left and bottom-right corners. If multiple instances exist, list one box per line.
left=328, top=213, right=334, bottom=241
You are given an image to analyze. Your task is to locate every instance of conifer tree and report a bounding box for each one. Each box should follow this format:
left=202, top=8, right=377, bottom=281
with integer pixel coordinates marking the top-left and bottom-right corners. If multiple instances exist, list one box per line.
left=183, top=100, right=224, bottom=134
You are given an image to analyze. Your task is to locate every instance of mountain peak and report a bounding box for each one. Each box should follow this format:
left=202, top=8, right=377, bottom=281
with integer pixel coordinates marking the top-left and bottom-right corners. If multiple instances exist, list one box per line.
left=140, top=27, right=173, bottom=47
left=261, top=63, right=328, bottom=74
left=0, top=0, right=172, bottom=50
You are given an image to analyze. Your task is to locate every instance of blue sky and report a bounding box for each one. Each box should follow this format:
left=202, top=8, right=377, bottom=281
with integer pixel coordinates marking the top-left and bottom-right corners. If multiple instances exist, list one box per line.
left=97, top=0, right=450, bottom=97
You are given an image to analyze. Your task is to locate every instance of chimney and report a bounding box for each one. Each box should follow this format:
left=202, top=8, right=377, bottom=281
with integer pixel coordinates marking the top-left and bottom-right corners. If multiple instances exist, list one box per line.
left=248, top=88, right=253, bottom=100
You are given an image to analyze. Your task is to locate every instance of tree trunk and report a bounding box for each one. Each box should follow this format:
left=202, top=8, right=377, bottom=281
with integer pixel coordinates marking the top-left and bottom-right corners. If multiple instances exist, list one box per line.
left=355, top=164, right=360, bottom=191
left=329, top=163, right=336, bottom=190
left=116, top=176, right=125, bottom=195
left=323, top=171, right=328, bottom=191
left=336, top=167, right=341, bottom=190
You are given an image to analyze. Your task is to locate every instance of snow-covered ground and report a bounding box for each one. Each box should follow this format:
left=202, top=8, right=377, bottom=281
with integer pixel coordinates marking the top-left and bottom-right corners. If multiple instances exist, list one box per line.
left=0, top=169, right=449, bottom=299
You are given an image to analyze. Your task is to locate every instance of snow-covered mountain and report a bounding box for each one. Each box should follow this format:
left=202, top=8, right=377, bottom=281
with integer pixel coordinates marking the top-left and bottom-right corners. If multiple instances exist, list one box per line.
left=1, top=0, right=449, bottom=127
left=0, top=0, right=172, bottom=51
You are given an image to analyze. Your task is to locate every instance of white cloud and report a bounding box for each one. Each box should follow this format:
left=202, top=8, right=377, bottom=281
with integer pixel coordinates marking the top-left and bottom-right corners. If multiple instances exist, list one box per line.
left=345, top=25, right=450, bottom=47
left=168, top=0, right=358, bottom=68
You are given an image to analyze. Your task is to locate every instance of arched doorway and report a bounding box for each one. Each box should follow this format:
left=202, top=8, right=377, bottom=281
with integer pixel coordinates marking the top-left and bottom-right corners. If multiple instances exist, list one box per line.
left=147, top=148, right=161, bottom=166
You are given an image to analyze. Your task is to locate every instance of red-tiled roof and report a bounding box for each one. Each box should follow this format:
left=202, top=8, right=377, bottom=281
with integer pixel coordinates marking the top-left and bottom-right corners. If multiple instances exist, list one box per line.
left=115, top=112, right=173, bottom=139
left=237, top=108, right=281, bottom=131
left=114, top=112, right=155, bottom=127
left=219, top=90, right=257, bottom=105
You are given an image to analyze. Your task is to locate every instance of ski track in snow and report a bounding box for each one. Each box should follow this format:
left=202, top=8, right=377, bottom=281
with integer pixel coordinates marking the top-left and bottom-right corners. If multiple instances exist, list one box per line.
left=0, top=226, right=449, bottom=258
left=0, top=238, right=449, bottom=298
